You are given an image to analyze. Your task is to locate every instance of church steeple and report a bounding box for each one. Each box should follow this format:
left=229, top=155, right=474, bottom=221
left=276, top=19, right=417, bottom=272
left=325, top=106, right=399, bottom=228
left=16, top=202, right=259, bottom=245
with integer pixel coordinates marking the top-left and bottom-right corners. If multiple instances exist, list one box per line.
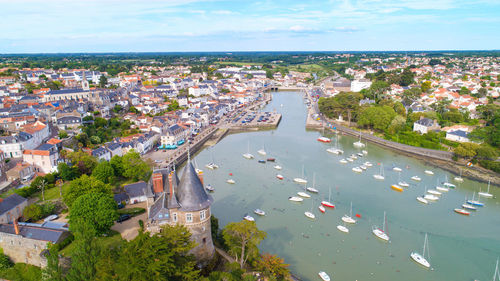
left=81, top=71, right=90, bottom=91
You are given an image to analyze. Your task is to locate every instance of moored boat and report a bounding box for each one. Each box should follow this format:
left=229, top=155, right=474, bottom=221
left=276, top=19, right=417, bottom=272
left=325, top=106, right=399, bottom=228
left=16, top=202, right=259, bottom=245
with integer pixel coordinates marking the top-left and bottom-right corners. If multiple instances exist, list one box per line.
left=317, top=136, right=331, bottom=143
left=288, top=196, right=303, bottom=202
left=424, top=170, right=434, bottom=175
left=411, top=176, right=421, bottom=181
left=318, top=271, right=331, bottom=281
left=342, top=202, right=356, bottom=224
left=478, top=180, right=493, bottom=198
left=424, top=194, right=439, bottom=201
left=462, top=203, right=477, bottom=211
left=372, top=211, right=390, bottom=242
left=416, top=196, right=428, bottom=204
left=226, top=179, right=236, bottom=184
left=352, top=167, right=363, bottom=173
left=467, top=192, right=484, bottom=206
left=267, top=158, right=276, bottom=162
left=337, top=224, right=349, bottom=233
left=339, top=159, right=348, bottom=164
left=274, top=165, right=282, bottom=170
left=257, top=148, right=267, bottom=156
left=258, top=160, right=266, bottom=164
left=399, top=181, right=410, bottom=188
left=318, top=205, right=326, bottom=213
left=297, top=192, right=311, bottom=198
left=254, top=209, right=266, bottom=216
left=243, top=215, right=255, bottom=221
left=427, top=189, right=441, bottom=196
left=454, top=208, right=470, bottom=216
left=391, top=184, right=404, bottom=192
left=304, top=211, right=315, bottom=219
left=276, top=174, right=284, bottom=180
left=436, top=186, right=449, bottom=192
left=294, top=178, right=307, bottom=184
left=393, top=167, right=402, bottom=172
left=205, top=184, right=215, bottom=192
left=410, top=233, right=431, bottom=269
left=321, top=187, right=335, bottom=208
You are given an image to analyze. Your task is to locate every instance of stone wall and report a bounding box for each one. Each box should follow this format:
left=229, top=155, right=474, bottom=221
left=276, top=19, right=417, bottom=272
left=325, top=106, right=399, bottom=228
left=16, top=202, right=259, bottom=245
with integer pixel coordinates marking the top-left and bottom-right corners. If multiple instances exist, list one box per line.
left=0, top=232, right=48, bottom=267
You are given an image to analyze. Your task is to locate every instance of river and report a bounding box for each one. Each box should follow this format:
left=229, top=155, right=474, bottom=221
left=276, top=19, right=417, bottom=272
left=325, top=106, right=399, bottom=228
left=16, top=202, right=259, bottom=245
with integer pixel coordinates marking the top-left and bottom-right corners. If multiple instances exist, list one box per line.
left=193, top=91, right=500, bottom=281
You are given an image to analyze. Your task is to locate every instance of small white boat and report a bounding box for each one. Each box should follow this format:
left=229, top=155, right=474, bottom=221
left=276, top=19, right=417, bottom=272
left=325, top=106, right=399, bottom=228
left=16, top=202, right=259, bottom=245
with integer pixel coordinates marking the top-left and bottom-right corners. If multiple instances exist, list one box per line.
left=364, top=161, right=373, bottom=167
left=318, top=271, right=331, bottom=281
left=288, top=196, right=303, bottom=202
left=257, top=148, right=267, bottom=156
left=373, top=163, right=385, bottom=180
left=372, top=211, right=389, bottom=242
left=306, top=187, right=319, bottom=193
left=478, top=180, right=493, bottom=198
left=427, top=189, right=441, bottom=196
left=347, top=157, right=354, bottom=162
left=360, top=165, right=367, bottom=170
left=205, top=163, right=219, bottom=169
left=294, top=178, right=307, bottom=184
left=276, top=174, right=284, bottom=180
left=337, top=224, right=349, bottom=233
left=254, top=209, right=266, bottom=216
left=357, top=152, right=364, bottom=157
left=205, top=184, right=215, bottom=192
left=339, top=159, right=348, bottom=164
left=424, top=194, right=439, bottom=201
left=297, top=192, right=311, bottom=198
left=443, top=182, right=456, bottom=188
left=226, top=179, right=236, bottom=184
left=399, top=181, right=410, bottom=188
left=242, top=153, right=254, bottom=159
left=350, top=154, right=358, bottom=160
left=462, top=203, right=477, bottom=211
left=342, top=202, right=356, bottom=224
left=304, top=211, right=316, bottom=219
left=243, top=215, right=255, bottom=222
left=353, top=132, right=366, bottom=148
left=411, top=176, right=421, bottom=181
left=424, top=170, right=434, bottom=175
left=410, top=233, right=431, bottom=269
left=393, top=167, right=402, bottom=172
left=352, top=167, right=363, bottom=173
left=454, top=169, right=464, bottom=182
left=436, top=186, right=449, bottom=192
left=362, top=150, right=368, bottom=155
left=318, top=205, right=326, bottom=213
left=416, top=196, right=428, bottom=204
left=274, top=165, right=282, bottom=170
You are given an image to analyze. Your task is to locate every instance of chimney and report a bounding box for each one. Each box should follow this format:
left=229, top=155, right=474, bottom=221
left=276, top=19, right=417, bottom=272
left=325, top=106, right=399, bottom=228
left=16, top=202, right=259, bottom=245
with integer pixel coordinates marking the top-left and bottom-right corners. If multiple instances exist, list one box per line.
left=0, top=198, right=3, bottom=203
left=13, top=219, right=19, bottom=235
left=152, top=173, right=163, bottom=193
left=197, top=170, right=204, bottom=185
left=168, top=171, right=174, bottom=198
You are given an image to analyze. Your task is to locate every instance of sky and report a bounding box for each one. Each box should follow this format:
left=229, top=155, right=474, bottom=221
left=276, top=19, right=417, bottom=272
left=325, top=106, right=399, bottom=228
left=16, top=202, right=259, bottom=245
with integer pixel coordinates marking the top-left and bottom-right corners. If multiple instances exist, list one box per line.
left=0, top=0, right=499, bottom=53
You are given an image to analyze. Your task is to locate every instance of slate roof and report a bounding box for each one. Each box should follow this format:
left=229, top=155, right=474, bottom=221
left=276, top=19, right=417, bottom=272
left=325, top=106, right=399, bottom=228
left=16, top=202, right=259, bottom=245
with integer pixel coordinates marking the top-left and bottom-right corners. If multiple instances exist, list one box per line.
left=176, top=161, right=212, bottom=212
left=448, top=130, right=469, bottom=138
left=0, top=194, right=27, bottom=216
left=124, top=181, right=148, bottom=198
left=47, top=88, right=86, bottom=95
left=0, top=223, right=68, bottom=243
left=415, top=118, right=435, bottom=127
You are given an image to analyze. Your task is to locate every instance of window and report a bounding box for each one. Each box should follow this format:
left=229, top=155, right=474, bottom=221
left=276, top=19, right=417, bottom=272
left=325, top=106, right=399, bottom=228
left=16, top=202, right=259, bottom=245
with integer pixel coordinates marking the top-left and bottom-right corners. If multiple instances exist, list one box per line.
left=200, top=210, right=206, bottom=220
left=158, top=214, right=163, bottom=218
left=172, top=213, right=177, bottom=222
left=186, top=213, right=193, bottom=223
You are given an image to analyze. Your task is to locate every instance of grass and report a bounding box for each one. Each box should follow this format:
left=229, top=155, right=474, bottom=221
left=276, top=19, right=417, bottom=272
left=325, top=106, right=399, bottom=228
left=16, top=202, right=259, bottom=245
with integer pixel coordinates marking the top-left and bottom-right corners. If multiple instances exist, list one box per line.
left=35, top=183, right=71, bottom=202
left=118, top=207, right=146, bottom=216
left=0, top=263, right=42, bottom=281
left=60, top=230, right=123, bottom=257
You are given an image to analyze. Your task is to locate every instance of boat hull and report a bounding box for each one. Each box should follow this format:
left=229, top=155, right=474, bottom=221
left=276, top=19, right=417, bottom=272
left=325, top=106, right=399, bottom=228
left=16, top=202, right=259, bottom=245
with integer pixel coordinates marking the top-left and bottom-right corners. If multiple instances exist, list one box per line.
left=410, top=252, right=430, bottom=268
left=478, top=192, right=493, bottom=198
left=454, top=208, right=470, bottom=216
left=372, top=228, right=389, bottom=241
left=342, top=216, right=356, bottom=224
left=321, top=201, right=335, bottom=208
left=391, top=185, right=404, bottom=192
left=319, top=206, right=326, bottom=213
left=337, top=225, right=349, bottom=233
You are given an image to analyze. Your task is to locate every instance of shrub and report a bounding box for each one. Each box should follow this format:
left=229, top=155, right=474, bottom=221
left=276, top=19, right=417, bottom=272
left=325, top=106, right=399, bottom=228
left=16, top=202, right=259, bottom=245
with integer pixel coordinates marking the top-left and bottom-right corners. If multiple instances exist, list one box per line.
left=479, top=160, right=500, bottom=173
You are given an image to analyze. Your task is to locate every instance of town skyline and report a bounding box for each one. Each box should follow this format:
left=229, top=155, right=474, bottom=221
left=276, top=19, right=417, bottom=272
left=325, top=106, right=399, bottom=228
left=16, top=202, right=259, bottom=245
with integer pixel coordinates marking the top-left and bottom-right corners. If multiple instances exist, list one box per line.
left=1, top=0, right=499, bottom=53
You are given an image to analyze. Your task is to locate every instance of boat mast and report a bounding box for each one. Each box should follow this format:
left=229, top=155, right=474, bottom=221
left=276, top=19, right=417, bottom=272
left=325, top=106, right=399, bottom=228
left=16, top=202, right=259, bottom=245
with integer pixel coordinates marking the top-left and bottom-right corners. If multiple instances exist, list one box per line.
left=493, top=258, right=499, bottom=281
left=383, top=211, right=386, bottom=233
left=423, top=233, right=427, bottom=257
left=328, top=186, right=331, bottom=202
left=350, top=201, right=353, bottom=217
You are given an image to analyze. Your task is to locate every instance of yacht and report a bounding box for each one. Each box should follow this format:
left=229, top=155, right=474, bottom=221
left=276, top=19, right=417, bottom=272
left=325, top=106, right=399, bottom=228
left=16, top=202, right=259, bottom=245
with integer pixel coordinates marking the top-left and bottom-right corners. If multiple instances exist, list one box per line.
left=318, top=271, right=331, bottom=281
left=226, top=179, right=236, bottom=184
left=411, top=176, right=422, bottom=181
left=478, top=180, right=493, bottom=198
left=424, top=170, right=434, bottom=175
left=254, top=209, right=266, bottom=216
left=337, top=224, right=349, bottom=233
left=243, top=215, right=255, bottom=222
left=410, top=233, right=431, bottom=269
left=352, top=167, right=363, bottom=173
left=288, top=196, right=303, bottom=202
left=372, top=211, right=389, bottom=242
left=274, top=165, right=282, bottom=170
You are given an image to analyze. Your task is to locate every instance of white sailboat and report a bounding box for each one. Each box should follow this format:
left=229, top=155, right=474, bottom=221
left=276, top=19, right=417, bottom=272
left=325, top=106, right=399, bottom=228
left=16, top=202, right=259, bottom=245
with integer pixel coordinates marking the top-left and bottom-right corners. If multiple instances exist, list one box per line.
left=410, top=233, right=431, bottom=269
left=411, top=175, right=422, bottom=181
left=353, top=131, right=366, bottom=148
left=454, top=169, right=464, bottom=182
left=274, top=165, right=282, bottom=170
left=205, top=150, right=219, bottom=169
left=491, top=258, right=499, bottom=281
left=243, top=215, right=255, bottom=222
left=417, top=186, right=429, bottom=204
left=373, top=163, right=385, bottom=180
left=478, top=180, right=493, bottom=198
left=337, top=223, right=349, bottom=233
left=306, top=173, right=319, bottom=193
left=425, top=170, right=434, bottom=175
left=342, top=201, right=356, bottom=224
left=339, top=158, right=348, bottom=164
left=226, top=179, right=236, bottom=184
left=462, top=196, right=477, bottom=211
left=372, top=211, right=389, bottom=242
left=257, top=144, right=267, bottom=156
left=293, top=165, right=308, bottom=184
left=398, top=172, right=409, bottom=187
left=318, top=271, right=331, bottom=281
left=352, top=166, right=363, bottom=173
left=321, top=187, right=335, bottom=208
left=304, top=199, right=315, bottom=219
left=288, top=196, right=304, bottom=202
left=467, top=192, right=484, bottom=207
left=254, top=209, right=266, bottom=216
left=242, top=141, right=254, bottom=159
left=393, top=166, right=402, bottom=172
left=443, top=175, right=456, bottom=188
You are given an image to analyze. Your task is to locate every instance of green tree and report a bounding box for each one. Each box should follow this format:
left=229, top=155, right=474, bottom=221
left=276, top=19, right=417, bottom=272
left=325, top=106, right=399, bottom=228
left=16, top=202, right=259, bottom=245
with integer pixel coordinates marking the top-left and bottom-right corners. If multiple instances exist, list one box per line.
left=429, top=59, right=441, bottom=66
left=67, top=150, right=98, bottom=175
left=42, top=243, right=64, bottom=281
left=454, top=143, right=480, bottom=158
left=257, top=253, right=290, bottom=280
left=421, top=81, right=432, bottom=92
left=357, top=105, right=396, bottom=131
left=90, top=135, right=101, bottom=144
left=110, top=155, right=124, bottom=177
left=475, top=145, right=498, bottom=160
left=223, top=220, right=267, bottom=269
left=0, top=249, right=13, bottom=271
left=91, top=161, right=115, bottom=184
left=58, top=130, right=68, bottom=139
left=399, top=68, right=415, bottom=86
left=122, top=150, right=151, bottom=181
left=69, top=192, right=118, bottom=234
left=387, top=115, right=406, bottom=134
left=57, top=162, right=80, bottom=181
left=109, top=225, right=200, bottom=281
left=66, top=220, right=101, bottom=281
left=63, top=175, right=112, bottom=208
left=99, top=75, right=108, bottom=88
left=23, top=204, right=43, bottom=221
left=318, top=92, right=363, bottom=124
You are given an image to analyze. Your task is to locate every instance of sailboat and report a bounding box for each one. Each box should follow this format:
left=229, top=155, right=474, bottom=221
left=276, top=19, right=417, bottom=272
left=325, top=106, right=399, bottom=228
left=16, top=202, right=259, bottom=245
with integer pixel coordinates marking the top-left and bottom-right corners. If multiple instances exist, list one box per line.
left=339, top=158, right=348, bottom=164
left=462, top=196, right=477, bottom=211
left=254, top=209, right=266, bottom=216
left=454, top=169, right=464, bottom=182
left=466, top=192, right=484, bottom=207
left=393, top=166, right=403, bottom=172
left=243, top=214, right=255, bottom=222
left=306, top=173, right=319, bottom=193
left=337, top=222, right=349, bottom=233
left=304, top=199, right=315, bottom=219
left=424, top=170, right=434, bottom=175
left=342, top=202, right=356, bottom=224
left=478, top=180, right=493, bottom=198
left=242, top=141, right=254, bottom=159
left=288, top=196, right=304, bottom=202
left=372, top=211, right=390, bottom=242
left=454, top=208, right=470, bottom=216
left=321, top=187, right=335, bottom=208
left=417, top=187, right=429, bottom=204
left=205, top=150, right=219, bottom=169
left=318, top=271, right=331, bottom=281
left=410, top=233, right=431, bottom=269
left=326, top=134, right=343, bottom=154
left=398, top=172, right=409, bottom=187
left=293, top=165, right=308, bottom=184
left=491, top=258, right=500, bottom=281
left=373, top=163, right=385, bottom=180
left=226, top=179, right=236, bottom=184
left=411, top=175, right=422, bottom=181
left=443, top=175, right=456, bottom=188
left=274, top=165, right=282, bottom=170
left=205, top=184, right=215, bottom=192
left=318, top=205, right=326, bottom=213
left=352, top=166, right=363, bottom=173
left=257, top=144, right=267, bottom=156
left=353, top=131, right=366, bottom=148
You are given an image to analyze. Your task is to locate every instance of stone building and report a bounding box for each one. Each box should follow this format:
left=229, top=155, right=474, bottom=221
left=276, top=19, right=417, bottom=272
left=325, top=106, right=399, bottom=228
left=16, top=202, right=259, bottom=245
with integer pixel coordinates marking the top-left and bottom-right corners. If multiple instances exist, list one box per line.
left=146, top=161, right=214, bottom=265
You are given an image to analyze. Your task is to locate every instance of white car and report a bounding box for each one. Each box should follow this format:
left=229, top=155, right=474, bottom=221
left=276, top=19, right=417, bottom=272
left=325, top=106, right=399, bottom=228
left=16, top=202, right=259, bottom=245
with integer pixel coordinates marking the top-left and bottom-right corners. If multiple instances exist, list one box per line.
left=44, top=215, right=59, bottom=222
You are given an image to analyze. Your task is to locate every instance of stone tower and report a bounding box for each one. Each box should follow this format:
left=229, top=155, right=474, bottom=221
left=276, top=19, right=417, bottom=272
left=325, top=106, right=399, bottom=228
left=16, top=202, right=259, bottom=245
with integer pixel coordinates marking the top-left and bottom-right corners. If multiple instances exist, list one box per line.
left=81, top=71, right=90, bottom=91
left=146, top=162, right=214, bottom=265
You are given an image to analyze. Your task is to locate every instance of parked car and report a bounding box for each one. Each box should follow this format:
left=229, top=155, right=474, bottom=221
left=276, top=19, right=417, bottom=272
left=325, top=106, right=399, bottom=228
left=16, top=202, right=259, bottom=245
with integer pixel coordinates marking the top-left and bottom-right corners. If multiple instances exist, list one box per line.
left=117, top=214, right=131, bottom=223
left=43, top=215, right=59, bottom=222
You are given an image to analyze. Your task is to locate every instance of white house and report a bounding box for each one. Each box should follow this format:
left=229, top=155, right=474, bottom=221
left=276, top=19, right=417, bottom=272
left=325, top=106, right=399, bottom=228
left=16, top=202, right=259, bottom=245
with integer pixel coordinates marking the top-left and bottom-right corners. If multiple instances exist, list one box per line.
left=446, top=130, right=471, bottom=143
left=22, top=143, right=59, bottom=174
left=351, top=79, right=372, bottom=92
left=124, top=181, right=148, bottom=204
left=413, top=117, right=440, bottom=134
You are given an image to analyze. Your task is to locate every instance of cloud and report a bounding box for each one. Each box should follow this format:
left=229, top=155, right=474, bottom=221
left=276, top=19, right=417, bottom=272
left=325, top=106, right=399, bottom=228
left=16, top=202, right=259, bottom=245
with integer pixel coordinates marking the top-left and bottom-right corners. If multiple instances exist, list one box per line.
left=331, top=27, right=361, bottom=33
left=212, top=10, right=237, bottom=15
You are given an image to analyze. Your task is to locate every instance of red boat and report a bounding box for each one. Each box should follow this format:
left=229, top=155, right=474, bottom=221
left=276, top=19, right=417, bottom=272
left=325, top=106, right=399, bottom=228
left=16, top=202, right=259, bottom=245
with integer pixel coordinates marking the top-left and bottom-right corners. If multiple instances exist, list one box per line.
left=267, top=158, right=276, bottom=162
left=321, top=201, right=335, bottom=208
left=454, top=208, right=470, bottom=216
left=318, top=205, right=326, bottom=213
left=317, top=137, right=331, bottom=143
left=276, top=174, right=284, bottom=180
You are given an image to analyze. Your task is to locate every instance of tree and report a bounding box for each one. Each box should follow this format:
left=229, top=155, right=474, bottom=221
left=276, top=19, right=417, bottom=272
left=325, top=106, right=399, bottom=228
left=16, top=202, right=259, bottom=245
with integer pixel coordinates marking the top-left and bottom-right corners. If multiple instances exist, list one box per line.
left=223, top=220, right=267, bottom=269
left=90, top=135, right=101, bottom=144
left=58, top=130, right=68, bottom=139
left=99, top=75, right=108, bottom=88
left=387, top=115, right=406, bottom=134
left=42, top=243, right=64, bottom=281
left=357, top=105, right=396, bottom=131
left=454, top=143, right=480, bottom=158
left=402, top=88, right=422, bottom=105
left=257, top=253, right=290, bottom=280
left=110, top=155, right=124, bottom=177
left=121, top=150, right=151, bottom=181
left=66, top=220, right=101, bottom=281
left=67, top=150, right=98, bottom=175
left=318, top=92, right=363, bottom=124
left=475, top=145, right=498, bottom=160
left=0, top=250, right=13, bottom=271
left=92, top=161, right=115, bottom=184
left=429, top=59, right=441, bottom=66
left=421, top=81, right=432, bottom=92
left=69, top=192, right=118, bottom=234
left=57, top=162, right=80, bottom=181
left=23, top=204, right=43, bottom=221
left=63, top=175, right=112, bottom=208
left=399, top=68, right=415, bottom=86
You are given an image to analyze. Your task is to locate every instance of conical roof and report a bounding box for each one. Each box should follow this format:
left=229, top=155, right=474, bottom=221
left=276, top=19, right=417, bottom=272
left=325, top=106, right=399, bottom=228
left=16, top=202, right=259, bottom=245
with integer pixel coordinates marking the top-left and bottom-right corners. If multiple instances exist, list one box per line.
left=176, top=161, right=212, bottom=211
